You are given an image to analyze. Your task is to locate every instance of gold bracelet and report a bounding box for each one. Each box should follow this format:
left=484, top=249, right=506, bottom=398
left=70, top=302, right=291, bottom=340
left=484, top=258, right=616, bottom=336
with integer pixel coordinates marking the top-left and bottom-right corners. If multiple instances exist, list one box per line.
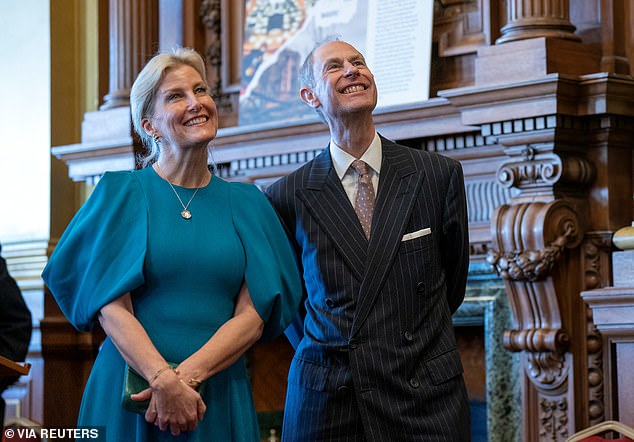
left=149, top=365, right=173, bottom=386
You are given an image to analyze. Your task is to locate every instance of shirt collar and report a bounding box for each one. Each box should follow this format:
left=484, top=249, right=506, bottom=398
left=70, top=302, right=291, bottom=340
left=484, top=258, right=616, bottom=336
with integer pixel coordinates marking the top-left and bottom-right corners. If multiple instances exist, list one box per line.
left=329, top=132, right=382, bottom=180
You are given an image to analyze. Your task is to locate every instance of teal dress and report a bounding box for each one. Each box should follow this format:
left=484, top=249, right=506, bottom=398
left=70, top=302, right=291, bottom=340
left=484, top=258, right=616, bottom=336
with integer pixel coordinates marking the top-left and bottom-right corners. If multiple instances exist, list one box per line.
left=42, top=167, right=302, bottom=441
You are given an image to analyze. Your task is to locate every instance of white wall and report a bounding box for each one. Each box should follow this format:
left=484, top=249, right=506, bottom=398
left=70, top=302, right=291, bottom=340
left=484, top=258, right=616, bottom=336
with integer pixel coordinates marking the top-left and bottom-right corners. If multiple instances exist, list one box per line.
left=0, top=1, right=50, bottom=243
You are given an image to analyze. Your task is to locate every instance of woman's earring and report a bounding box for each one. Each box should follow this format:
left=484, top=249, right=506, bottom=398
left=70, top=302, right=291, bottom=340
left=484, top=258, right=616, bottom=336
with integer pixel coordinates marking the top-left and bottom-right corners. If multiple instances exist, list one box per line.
left=152, top=133, right=161, bottom=145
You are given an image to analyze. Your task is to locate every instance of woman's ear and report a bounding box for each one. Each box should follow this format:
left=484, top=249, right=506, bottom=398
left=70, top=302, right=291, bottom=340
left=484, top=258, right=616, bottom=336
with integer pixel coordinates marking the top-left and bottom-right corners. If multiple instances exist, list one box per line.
left=141, top=119, right=154, bottom=137
left=300, top=87, right=320, bottom=109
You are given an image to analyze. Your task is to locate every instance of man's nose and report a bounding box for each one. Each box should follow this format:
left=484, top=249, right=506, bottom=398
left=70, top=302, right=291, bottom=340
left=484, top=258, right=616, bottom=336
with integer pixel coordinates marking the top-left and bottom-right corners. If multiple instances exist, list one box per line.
left=344, top=62, right=360, bottom=76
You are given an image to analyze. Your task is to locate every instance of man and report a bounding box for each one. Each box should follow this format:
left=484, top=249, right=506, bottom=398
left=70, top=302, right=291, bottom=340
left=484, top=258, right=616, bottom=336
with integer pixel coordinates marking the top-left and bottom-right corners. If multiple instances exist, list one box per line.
left=266, top=40, right=471, bottom=441
left=0, top=243, right=32, bottom=428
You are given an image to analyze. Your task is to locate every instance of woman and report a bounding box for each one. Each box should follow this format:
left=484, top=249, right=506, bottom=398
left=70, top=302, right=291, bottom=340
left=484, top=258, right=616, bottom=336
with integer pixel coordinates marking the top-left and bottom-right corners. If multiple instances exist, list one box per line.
left=42, top=47, right=301, bottom=441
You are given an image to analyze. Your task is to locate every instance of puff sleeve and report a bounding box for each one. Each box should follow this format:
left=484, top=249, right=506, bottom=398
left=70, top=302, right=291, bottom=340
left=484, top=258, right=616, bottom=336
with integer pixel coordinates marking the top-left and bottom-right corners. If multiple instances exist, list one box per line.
left=230, top=183, right=302, bottom=342
left=42, top=171, right=147, bottom=332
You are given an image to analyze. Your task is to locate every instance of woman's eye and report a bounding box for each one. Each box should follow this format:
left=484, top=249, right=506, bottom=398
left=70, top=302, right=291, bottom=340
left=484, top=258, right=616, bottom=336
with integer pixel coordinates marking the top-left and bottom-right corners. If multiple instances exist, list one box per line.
left=167, top=93, right=181, bottom=101
left=195, top=86, right=208, bottom=94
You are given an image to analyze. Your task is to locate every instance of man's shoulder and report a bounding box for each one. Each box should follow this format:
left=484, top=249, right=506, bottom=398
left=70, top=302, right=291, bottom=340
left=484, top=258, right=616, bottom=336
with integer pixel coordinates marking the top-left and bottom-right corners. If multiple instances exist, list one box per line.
left=267, top=152, right=324, bottom=192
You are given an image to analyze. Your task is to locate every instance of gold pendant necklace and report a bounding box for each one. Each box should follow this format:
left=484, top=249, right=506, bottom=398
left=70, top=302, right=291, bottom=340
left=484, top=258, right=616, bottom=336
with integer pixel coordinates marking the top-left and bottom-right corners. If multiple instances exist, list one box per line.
left=155, top=163, right=203, bottom=220
left=167, top=182, right=199, bottom=219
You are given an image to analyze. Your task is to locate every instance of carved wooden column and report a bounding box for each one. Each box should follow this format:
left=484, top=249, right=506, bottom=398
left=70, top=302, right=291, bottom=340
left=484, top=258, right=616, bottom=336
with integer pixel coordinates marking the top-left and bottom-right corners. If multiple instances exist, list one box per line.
left=496, top=0, right=579, bottom=43
left=101, top=0, right=158, bottom=109
left=476, top=0, right=598, bottom=88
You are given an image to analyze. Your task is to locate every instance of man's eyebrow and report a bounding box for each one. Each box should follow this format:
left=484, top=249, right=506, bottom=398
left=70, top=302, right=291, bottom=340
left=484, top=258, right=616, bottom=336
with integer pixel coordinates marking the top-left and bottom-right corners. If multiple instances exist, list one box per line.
left=321, top=55, right=365, bottom=68
left=322, top=56, right=343, bottom=66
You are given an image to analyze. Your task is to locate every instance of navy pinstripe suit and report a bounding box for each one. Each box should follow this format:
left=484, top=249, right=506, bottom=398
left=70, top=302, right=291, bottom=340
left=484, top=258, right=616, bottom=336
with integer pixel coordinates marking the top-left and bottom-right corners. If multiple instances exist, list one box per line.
left=266, top=135, right=471, bottom=441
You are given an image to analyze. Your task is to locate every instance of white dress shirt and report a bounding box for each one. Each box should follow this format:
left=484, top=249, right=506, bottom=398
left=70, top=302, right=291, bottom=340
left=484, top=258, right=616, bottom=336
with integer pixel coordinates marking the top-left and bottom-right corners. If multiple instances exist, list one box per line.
left=329, top=132, right=382, bottom=208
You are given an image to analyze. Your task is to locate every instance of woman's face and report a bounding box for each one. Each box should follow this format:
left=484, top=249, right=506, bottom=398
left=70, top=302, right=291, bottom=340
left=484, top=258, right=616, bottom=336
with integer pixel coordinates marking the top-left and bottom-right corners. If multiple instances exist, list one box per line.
left=145, top=64, right=218, bottom=150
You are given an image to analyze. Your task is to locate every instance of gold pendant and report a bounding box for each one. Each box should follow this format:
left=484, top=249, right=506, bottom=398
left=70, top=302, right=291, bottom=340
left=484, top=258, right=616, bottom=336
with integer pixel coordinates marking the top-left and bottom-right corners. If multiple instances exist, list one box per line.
left=181, top=210, right=192, bottom=219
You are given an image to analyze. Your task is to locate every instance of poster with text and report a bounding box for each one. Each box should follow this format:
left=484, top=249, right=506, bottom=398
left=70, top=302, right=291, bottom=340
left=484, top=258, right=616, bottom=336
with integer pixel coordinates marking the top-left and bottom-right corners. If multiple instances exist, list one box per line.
left=239, top=0, right=433, bottom=127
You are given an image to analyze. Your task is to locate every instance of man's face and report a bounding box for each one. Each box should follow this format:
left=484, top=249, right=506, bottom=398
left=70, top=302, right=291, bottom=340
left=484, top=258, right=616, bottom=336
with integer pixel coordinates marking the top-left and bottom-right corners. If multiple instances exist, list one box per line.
left=302, top=41, right=377, bottom=123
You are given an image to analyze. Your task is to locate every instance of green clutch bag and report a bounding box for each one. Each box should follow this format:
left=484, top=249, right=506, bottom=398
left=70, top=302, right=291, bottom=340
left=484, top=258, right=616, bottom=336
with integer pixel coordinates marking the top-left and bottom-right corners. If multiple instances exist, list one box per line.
left=121, top=363, right=178, bottom=415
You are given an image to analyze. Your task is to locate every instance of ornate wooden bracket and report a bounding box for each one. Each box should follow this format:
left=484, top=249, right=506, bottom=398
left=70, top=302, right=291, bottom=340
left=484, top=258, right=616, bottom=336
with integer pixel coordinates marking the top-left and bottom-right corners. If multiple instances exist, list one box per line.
left=485, top=133, right=594, bottom=439
left=488, top=199, right=583, bottom=390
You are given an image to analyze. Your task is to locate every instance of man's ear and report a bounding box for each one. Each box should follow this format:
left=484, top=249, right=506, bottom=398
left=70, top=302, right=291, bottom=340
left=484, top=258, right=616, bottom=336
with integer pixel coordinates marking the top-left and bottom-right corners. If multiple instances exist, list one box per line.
left=300, top=86, right=320, bottom=109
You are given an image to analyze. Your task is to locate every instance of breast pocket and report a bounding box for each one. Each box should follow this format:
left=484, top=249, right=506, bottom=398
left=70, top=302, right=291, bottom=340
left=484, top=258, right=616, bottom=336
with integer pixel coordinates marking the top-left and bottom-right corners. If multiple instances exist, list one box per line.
left=399, top=232, right=433, bottom=255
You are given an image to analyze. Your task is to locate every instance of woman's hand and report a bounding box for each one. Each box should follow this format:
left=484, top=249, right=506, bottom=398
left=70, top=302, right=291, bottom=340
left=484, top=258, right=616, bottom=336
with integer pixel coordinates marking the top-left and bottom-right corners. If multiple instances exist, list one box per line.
left=137, top=369, right=206, bottom=435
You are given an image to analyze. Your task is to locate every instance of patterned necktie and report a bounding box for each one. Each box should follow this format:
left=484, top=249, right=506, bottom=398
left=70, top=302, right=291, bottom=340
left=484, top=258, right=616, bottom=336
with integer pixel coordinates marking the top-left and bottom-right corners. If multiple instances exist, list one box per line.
left=351, top=160, right=375, bottom=239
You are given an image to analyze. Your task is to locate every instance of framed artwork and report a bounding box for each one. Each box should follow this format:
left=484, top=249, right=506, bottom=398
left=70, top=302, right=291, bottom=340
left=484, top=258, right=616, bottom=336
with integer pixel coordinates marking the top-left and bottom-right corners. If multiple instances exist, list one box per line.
left=239, top=0, right=433, bottom=126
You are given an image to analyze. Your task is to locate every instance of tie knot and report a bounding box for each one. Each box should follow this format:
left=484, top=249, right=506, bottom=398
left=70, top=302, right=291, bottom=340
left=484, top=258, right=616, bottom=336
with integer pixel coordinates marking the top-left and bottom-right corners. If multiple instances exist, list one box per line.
left=351, top=160, right=371, bottom=177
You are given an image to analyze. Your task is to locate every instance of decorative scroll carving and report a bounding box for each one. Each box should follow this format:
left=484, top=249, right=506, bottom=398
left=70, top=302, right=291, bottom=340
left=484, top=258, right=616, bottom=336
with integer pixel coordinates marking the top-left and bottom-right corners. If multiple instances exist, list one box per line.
left=497, top=150, right=595, bottom=190
left=539, top=397, right=569, bottom=440
left=490, top=196, right=586, bottom=439
left=487, top=233, right=570, bottom=282
left=487, top=201, right=582, bottom=281
left=498, top=151, right=562, bottom=188
left=527, top=352, right=567, bottom=386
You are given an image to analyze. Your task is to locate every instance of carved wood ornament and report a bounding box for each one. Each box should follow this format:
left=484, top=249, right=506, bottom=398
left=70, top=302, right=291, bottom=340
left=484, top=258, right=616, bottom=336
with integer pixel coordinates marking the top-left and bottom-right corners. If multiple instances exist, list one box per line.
left=486, top=118, right=596, bottom=440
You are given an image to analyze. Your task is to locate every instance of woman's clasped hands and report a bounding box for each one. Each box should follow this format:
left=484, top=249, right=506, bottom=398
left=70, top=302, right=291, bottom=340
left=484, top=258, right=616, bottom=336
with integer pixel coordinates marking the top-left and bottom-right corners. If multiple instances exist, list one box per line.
left=131, top=365, right=206, bottom=436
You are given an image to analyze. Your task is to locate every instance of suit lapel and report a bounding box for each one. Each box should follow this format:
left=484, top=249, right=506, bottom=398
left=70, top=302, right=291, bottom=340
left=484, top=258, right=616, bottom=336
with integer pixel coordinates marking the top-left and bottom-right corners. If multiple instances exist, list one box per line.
left=350, top=138, right=425, bottom=337
left=298, top=149, right=368, bottom=281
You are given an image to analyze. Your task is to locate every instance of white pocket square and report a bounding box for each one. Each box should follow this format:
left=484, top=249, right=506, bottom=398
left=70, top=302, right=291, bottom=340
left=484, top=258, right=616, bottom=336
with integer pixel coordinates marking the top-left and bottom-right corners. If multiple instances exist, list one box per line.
left=402, top=227, right=431, bottom=241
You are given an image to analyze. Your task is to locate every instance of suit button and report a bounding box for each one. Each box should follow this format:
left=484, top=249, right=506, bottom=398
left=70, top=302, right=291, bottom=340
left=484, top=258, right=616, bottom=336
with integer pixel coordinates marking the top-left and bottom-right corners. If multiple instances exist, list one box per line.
left=409, top=378, right=420, bottom=389
left=337, top=385, right=351, bottom=395
left=416, top=281, right=425, bottom=291
left=404, top=331, right=414, bottom=341
left=325, top=298, right=335, bottom=308
left=350, top=342, right=358, bottom=350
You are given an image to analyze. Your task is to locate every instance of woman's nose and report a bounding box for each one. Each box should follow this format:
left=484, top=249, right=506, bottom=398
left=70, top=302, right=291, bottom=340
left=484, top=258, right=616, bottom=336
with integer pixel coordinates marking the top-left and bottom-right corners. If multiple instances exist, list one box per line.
left=187, top=95, right=202, bottom=111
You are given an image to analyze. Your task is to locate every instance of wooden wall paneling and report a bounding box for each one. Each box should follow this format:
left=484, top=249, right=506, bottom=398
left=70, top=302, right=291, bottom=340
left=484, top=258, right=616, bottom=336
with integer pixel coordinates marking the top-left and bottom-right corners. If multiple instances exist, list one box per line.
left=443, top=73, right=634, bottom=442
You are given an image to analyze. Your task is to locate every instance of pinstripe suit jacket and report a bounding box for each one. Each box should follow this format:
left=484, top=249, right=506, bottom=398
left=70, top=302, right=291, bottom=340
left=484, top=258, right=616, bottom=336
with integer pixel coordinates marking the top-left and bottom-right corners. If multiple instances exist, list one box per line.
left=266, top=136, right=470, bottom=441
